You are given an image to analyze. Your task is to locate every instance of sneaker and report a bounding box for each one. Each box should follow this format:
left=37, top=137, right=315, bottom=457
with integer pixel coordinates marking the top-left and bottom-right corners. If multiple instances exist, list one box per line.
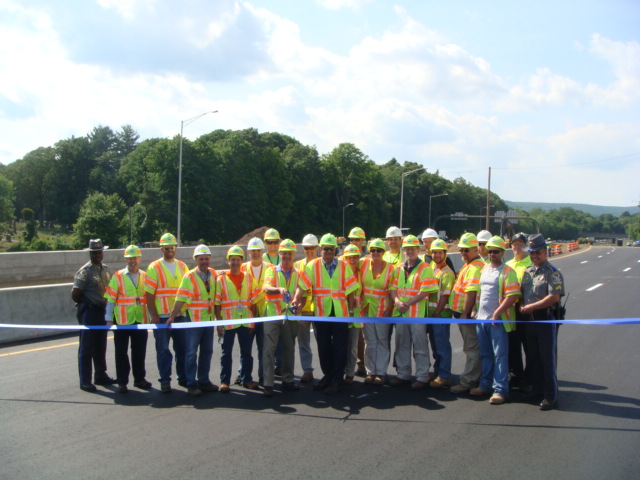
left=188, top=386, right=202, bottom=397
left=490, top=394, right=507, bottom=405
left=117, top=384, right=128, bottom=394
left=160, top=382, right=172, bottom=393
left=411, top=380, right=428, bottom=390
left=469, top=387, right=490, bottom=397
left=300, top=372, right=314, bottom=383
left=133, top=380, right=152, bottom=390
left=450, top=384, right=470, bottom=394
left=199, top=382, right=219, bottom=393
left=429, top=377, right=452, bottom=388
left=220, top=383, right=230, bottom=393
left=242, top=381, right=259, bottom=390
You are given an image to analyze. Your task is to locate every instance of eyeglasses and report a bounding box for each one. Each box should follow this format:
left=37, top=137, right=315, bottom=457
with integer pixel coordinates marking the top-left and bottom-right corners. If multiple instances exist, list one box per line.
left=369, top=249, right=383, bottom=253
left=303, top=246, right=316, bottom=251
left=487, top=249, right=502, bottom=254
left=265, top=240, right=279, bottom=245
left=460, top=248, right=470, bottom=253
left=322, top=247, right=335, bottom=251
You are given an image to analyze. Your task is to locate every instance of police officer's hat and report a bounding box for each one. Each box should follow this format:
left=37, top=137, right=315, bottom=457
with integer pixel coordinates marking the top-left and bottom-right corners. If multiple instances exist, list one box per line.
left=86, top=239, right=108, bottom=251
left=527, top=234, right=546, bottom=252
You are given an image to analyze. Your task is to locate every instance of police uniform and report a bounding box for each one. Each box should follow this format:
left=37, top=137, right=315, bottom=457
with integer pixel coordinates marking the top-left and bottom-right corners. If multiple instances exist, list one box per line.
left=74, top=257, right=112, bottom=387
left=521, top=257, right=565, bottom=407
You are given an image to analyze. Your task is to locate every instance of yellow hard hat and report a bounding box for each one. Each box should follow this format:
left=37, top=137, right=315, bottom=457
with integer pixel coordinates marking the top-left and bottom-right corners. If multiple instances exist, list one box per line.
left=486, top=235, right=506, bottom=250
left=279, top=239, right=297, bottom=252
left=226, top=245, right=245, bottom=259
left=159, top=233, right=177, bottom=246
left=348, top=227, right=366, bottom=239
left=264, top=228, right=281, bottom=241
left=319, top=233, right=338, bottom=248
left=124, top=245, right=141, bottom=257
left=193, top=244, right=211, bottom=258
left=368, top=238, right=386, bottom=251
left=458, top=233, right=478, bottom=249
left=402, top=235, right=420, bottom=248
left=343, top=244, right=361, bottom=256
left=430, top=239, right=448, bottom=252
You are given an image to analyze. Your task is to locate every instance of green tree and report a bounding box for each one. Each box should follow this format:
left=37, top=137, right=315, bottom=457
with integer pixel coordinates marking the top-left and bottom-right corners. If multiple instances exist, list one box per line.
left=0, top=173, right=15, bottom=224
left=21, top=207, right=37, bottom=242
left=73, top=192, right=127, bottom=248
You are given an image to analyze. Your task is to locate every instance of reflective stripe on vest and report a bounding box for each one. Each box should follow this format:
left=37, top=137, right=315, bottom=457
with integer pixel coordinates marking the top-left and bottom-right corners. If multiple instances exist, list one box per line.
left=105, top=269, right=147, bottom=325
left=217, top=272, right=256, bottom=329
left=360, top=257, right=393, bottom=317
left=184, top=268, right=216, bottom=322
left=146, top=259, right=188, bottom=315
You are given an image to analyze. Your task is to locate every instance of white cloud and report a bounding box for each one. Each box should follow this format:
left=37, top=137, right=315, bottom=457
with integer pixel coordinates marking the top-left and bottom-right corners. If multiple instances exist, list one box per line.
left=315, top=0, right=373, bottom=11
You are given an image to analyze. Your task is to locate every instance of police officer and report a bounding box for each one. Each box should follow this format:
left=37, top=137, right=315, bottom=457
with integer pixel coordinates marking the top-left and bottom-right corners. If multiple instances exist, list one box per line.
left=71, top=239, right=116, bottom=392
left=520, top=234, right=565, bottom=411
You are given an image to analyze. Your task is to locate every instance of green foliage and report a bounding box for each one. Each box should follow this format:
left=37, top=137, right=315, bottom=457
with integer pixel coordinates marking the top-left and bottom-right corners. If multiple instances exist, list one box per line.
left=21, top=208, right=34, bottom=221
left=73, top=192, right=127, bottom=248
left=0, top=173, right=15, bottom=224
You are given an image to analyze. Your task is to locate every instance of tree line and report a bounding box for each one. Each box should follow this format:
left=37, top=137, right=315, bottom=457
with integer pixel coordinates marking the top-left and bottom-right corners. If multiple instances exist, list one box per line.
left=0, top=125, right=637, bottom=249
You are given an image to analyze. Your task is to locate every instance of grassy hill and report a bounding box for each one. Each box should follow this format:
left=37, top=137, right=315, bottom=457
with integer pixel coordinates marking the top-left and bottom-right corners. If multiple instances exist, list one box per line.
left=506, top=201, right=640, bottom=217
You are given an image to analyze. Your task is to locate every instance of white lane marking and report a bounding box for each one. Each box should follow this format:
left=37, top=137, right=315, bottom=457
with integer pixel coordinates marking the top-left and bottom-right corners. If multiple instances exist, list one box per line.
left=598, top=256, right=603, bottom=258
left=586, top=283, right=603, bottom=292
left=581, top=261, right=588, bottom=264
left=606, top=252, right=611, bottom=255
left=623, top=267, right=631, bottom=272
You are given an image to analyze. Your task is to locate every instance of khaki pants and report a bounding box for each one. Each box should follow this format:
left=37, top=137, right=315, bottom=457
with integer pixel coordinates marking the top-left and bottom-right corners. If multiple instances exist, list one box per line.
left=262, top=320, right=299, bottom=387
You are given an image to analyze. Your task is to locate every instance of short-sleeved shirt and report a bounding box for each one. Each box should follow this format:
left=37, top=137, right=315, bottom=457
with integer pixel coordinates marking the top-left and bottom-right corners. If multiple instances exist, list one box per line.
left=73, top=261, right=111, bottom=305
left=521, top=260, right=565, bottom=305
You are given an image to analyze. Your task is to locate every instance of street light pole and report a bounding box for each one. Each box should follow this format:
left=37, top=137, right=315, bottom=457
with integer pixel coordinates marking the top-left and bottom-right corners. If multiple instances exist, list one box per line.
left=428, top=193, right=448, bottom=228
left=177, top=110, right=218, bottom=245
left=342, top=203, right=354, bottom=238
left=400, top=167, right=426, bottom=229
left=129, top=202, right=141, bottom=245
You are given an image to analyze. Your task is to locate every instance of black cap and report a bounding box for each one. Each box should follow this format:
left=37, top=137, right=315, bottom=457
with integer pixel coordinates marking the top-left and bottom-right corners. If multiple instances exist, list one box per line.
left=512, top=232, right=527, bottom=244
left=527, top=234, right=546, bottom=252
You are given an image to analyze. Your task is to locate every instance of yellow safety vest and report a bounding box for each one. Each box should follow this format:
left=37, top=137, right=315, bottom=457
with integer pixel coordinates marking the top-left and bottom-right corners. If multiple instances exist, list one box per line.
left=175, top=267, right=217, bottom=322
left=105, top=269, right=148, bottom=325
left=215, top=272, right=258, bottom=329
left=298, top=258, right=359, bottom=317
left=144, top=259, right=189, bottom=315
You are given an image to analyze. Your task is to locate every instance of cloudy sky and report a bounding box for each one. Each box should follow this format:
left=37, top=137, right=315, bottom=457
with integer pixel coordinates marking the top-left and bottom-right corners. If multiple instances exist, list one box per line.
left=1, top=0, right=639, bottom=207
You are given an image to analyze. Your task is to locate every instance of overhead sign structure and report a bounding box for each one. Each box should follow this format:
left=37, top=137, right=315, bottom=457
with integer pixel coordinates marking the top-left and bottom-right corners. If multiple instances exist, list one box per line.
left=451, top=212, right=467, bottom=221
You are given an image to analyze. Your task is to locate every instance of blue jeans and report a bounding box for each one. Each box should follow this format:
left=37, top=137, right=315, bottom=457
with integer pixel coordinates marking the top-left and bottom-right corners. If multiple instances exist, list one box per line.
left=221, top=326, right=254, bottom=385
left=430, top=323, right=452, bottom=379
left=184, top=325, right=214, bottom=387
left=476, top=322, right=509, bottom=396
left=153, top=315, right=186, bottom=384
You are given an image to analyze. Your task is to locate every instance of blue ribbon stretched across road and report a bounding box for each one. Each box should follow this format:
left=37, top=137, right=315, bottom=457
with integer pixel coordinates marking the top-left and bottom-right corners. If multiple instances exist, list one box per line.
left=1, top=315, right=638, bottom=331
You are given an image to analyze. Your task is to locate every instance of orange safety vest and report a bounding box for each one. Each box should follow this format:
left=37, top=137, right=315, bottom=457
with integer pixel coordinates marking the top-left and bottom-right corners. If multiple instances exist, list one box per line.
left=145, top=259, right=189, bottom=315
left=241, top=261, right=268, bottom=315
left=391, top=261, right=438, bottom=318
left=450, top=258, right=485, bottom=313
left=176, top=267, right=217, bottom=322
left=478, top=263, right=521, bottom=332
left=428, top=262, right=455, bottom=315
left=359, top=257, right=393, bottom=317
left=298, top=258, right=359, bottom=317
left=215, top=272, right=258, bottom=329
left=105, top=269, right=148, bottom=325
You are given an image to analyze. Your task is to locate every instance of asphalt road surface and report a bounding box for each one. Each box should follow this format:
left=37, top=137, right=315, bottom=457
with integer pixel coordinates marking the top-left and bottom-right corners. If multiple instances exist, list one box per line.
left=1, top=245, right=639, bottom=480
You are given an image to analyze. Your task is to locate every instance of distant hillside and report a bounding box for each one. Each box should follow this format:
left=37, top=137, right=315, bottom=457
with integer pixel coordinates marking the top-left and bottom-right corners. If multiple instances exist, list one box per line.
left=505, top=201, right=640, bottom=217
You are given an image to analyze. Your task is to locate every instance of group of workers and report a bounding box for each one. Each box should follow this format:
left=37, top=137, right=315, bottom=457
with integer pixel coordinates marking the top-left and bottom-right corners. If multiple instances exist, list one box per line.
left=72, top=224, right=565, bottom=411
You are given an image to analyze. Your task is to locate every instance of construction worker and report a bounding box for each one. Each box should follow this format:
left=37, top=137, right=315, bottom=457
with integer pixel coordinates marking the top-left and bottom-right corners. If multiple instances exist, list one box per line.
left=262, top=239, right=300, bottom=397
left=294, top=234, right=319, bottom=383
left=72, top=238, right=115, bottom=393
left=241, top=237, right=269, bottom=384
left=383, top=226, right=403, bottom=266
left=427, top=239, right=456, bottom=389
left=347, top=226, right=367, bottom=375
left=263, top=228, right=281, bottom=266
left=477, top=230, right=492, bottom=263
left=104, top=245, right=151, bottom=393
left=505, top=232, right=532, bottom=389
left=145, top=233, right=189, bottom=392
left=293, top=233, right=359, bottom=395
left=341, top=244, right=363, bottom=384
left=389, top=235, right=439, bottom=389
left=215, top=246, right=260, bottom=393
left=360, top=238, right=394, bottom=385
left=167, top=244, right=218, bottom=397
left=473, top=236, right=521, bottom=405
left=449, top=233, right=485, bottom=394
left=520, top=234, right=565, bottom=411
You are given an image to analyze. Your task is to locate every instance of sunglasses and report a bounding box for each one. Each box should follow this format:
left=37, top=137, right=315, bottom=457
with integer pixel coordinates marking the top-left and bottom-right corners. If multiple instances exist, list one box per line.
left=460, top=248, right=470, bottom=253
left=303, top=246, right=316, bottom=250
left=487, top=249, right=502, bottom=254
left=369, top=249, right=383, bottom=253
left=479, top=242, right=487, bottom=246
left=322, top=247, right=336, bottom=251
left=265, top=240, right=279, bottom=245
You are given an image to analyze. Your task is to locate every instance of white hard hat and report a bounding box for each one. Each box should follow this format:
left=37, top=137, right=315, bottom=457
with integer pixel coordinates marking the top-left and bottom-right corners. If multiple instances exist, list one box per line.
left=193, top=244, right=211, bottom=258
left=422, top=228, right=438, bottom=240
left=301, top=234, right=318, bottom=247
left=247, top=237, right=265, bottom=250
left=386, top=226, right=402, bottom=238
left=477, top=230, right=492, bottom=242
